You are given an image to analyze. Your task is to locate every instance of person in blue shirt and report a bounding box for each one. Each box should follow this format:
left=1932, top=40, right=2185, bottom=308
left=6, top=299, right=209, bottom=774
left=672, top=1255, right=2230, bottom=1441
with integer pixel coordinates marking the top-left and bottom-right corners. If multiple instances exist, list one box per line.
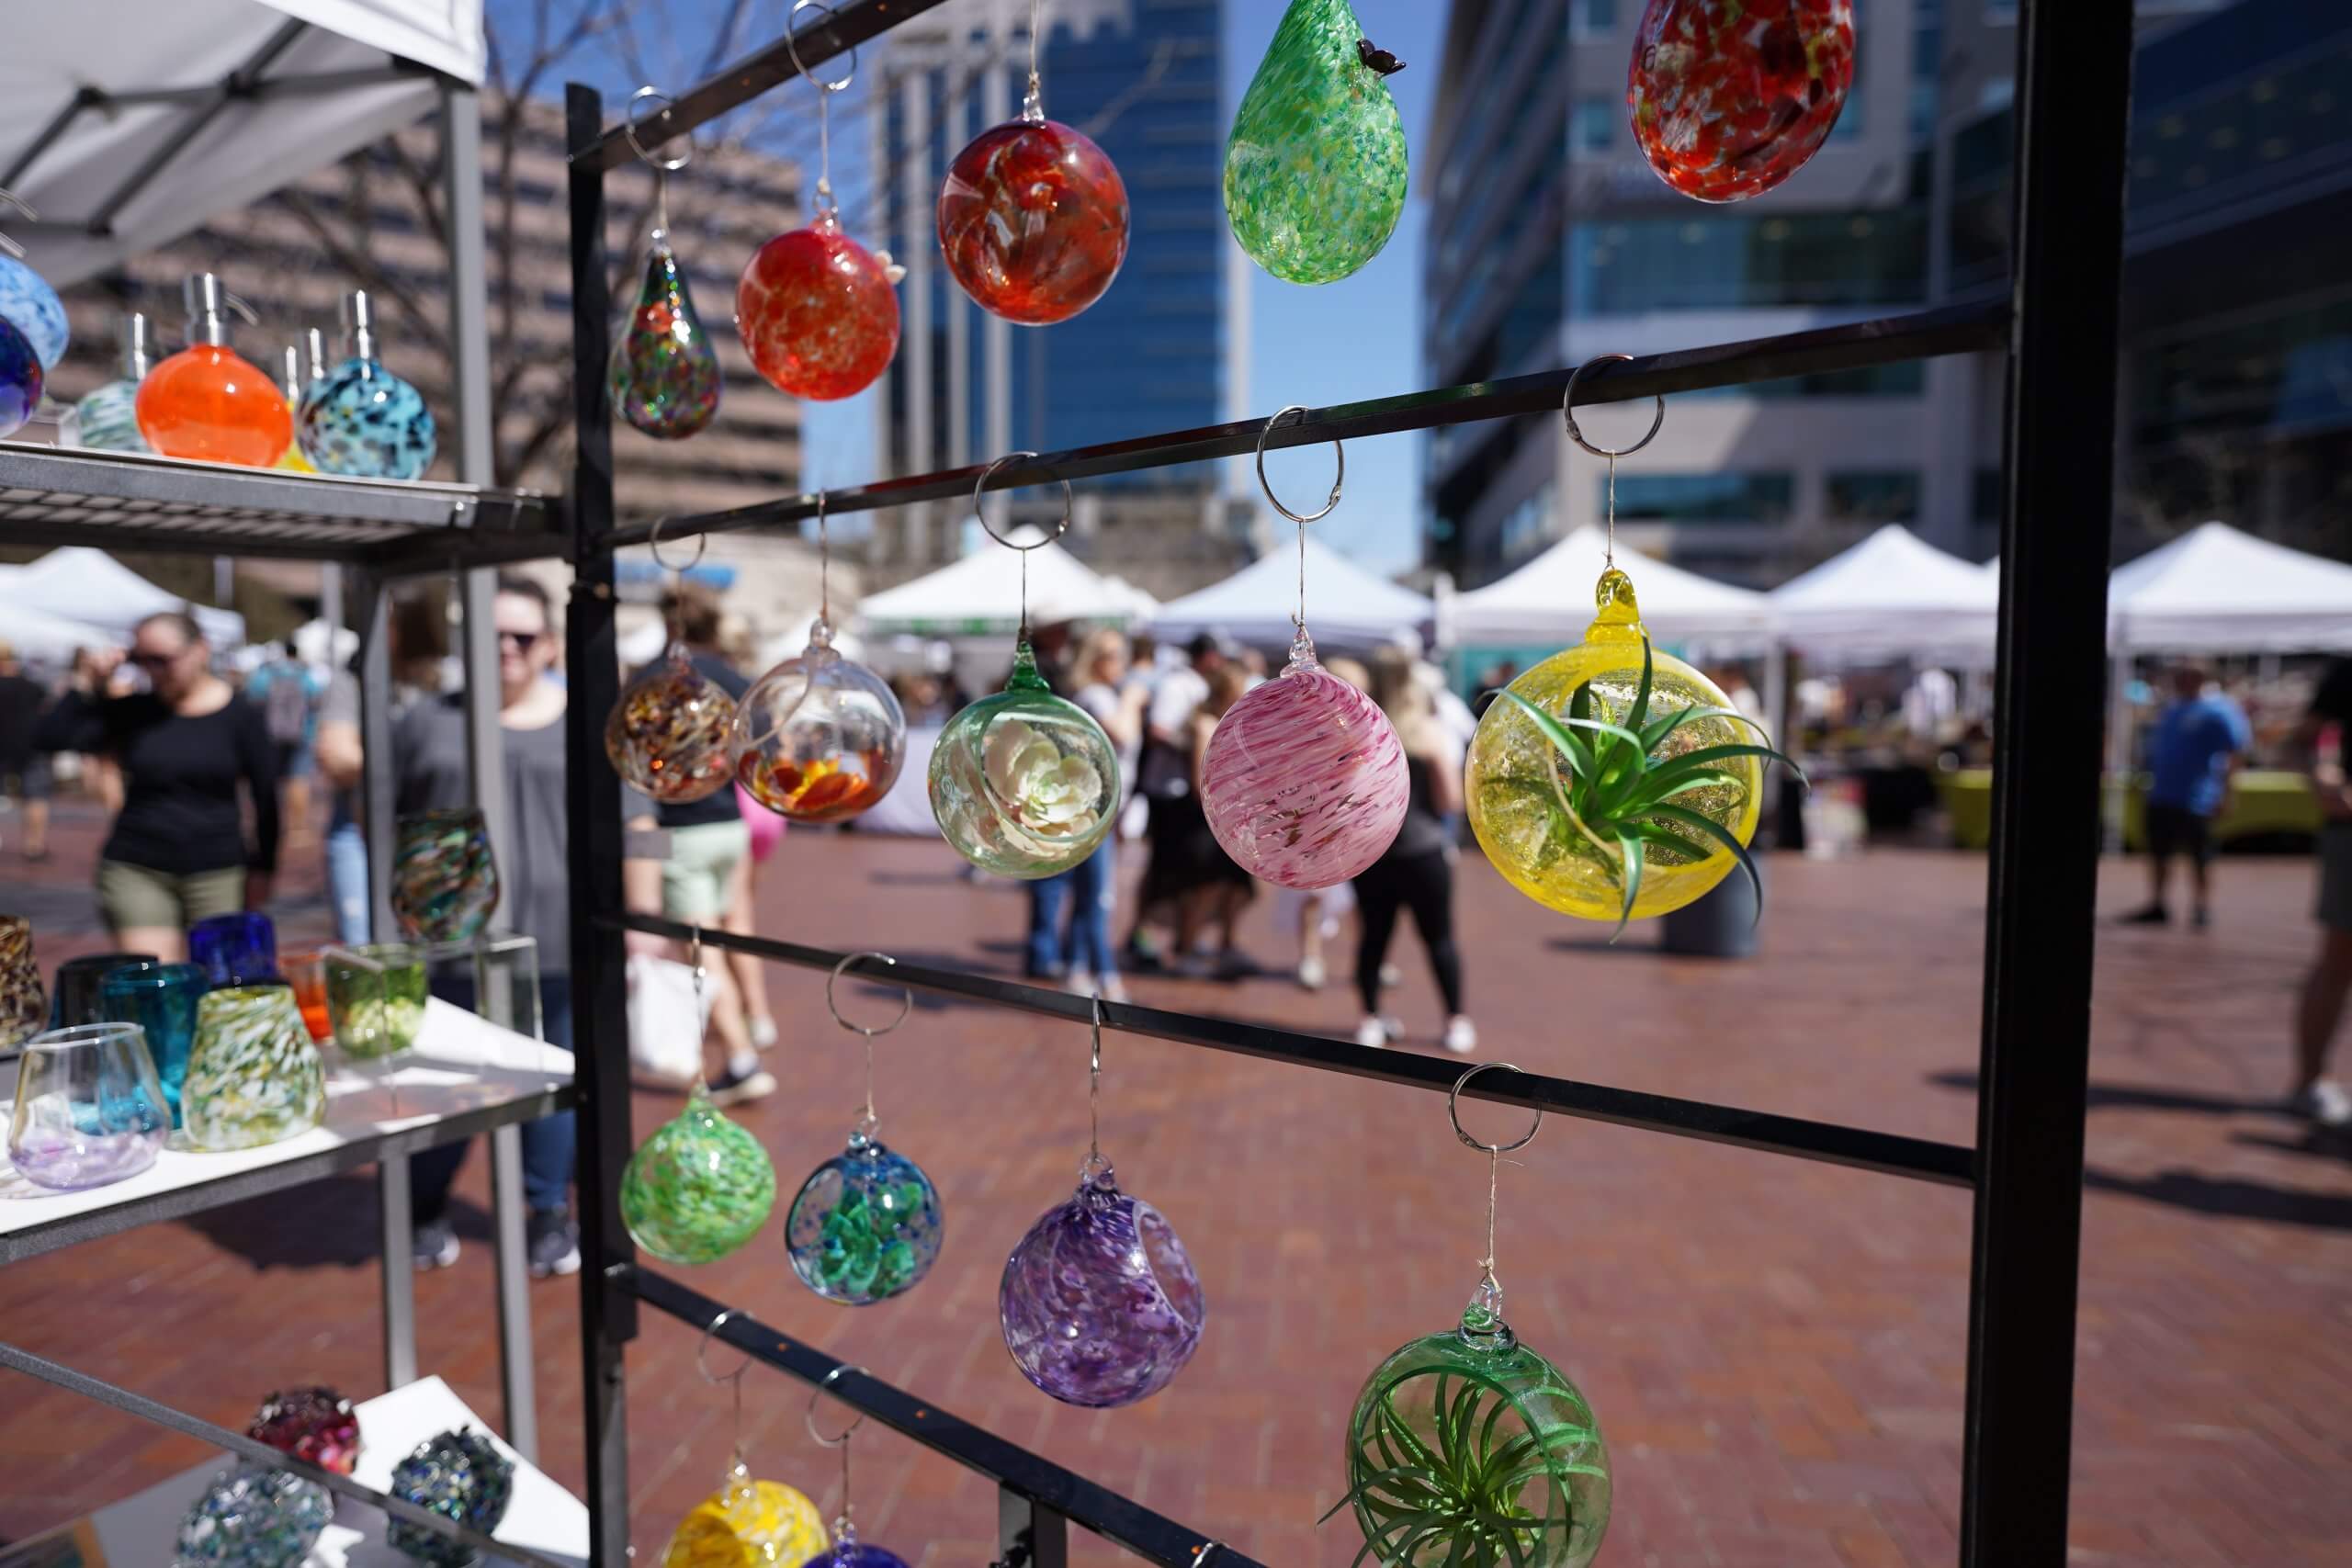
left=2124, top=662, right=2251, bottom=929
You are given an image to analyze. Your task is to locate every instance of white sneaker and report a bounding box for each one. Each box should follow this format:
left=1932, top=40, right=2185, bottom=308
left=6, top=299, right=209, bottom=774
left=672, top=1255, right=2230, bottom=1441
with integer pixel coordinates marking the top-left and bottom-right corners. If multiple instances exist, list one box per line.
left=1098, top=974, right=1129, bottom=1005
left=2294, top=1079, right=2352, bottom=1128
left=1353, top=1016, right=1389, bottom=1048
left=748, top=1016, right=779, bottom=1052
left=1443, top=1016, right=1479, bottom=1055
left=1296, top=954, right=1327, bottom=991
left=1065, top=970, right=1095, bottom=996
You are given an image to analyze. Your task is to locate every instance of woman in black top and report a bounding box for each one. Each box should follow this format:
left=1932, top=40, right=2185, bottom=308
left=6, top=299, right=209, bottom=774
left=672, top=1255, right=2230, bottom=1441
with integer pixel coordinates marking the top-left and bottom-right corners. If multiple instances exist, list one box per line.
left=1354, top=647, right=1475, bottom=1055
left=35, top=611, right=279, bottom=962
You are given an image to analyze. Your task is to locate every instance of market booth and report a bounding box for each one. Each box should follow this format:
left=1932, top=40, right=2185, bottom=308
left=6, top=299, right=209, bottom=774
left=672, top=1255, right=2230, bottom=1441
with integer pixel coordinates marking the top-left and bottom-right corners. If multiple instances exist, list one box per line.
left=1150, top=533, right=1431, bottom=653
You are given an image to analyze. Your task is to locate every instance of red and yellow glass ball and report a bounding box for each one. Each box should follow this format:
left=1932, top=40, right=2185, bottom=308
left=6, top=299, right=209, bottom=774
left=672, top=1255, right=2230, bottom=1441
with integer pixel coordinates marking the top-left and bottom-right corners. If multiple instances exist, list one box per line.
left=937, top=117, right=1129, bottom=325
left=736, top=210, right=902, bottom=402
left=1628, top=0, right=1856, bottom=203
left=137, top=345, right=295, bottom=467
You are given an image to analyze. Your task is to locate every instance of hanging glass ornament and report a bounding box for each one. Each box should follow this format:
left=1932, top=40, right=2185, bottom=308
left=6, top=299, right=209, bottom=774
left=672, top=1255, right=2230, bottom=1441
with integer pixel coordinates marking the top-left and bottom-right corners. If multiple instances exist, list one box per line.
left=137, top=275, right=291, bottom=468
left=297, top=289, right=438, bottom=479
left=667, top=1320, right=830, bottom=1568
left=797, top=1368, right=912, bottom=1568
left=175, top=1461, right=333, bottom=1568
left=937, top=1, right=1128, bottom=325
left=1224, top=0, right=1409, bottom=285
left=0, top=314, right=39, bottom=442
left=623, top=934, right=775, bottom=1264
left=0, top=254, right=68, bottom=370
left=1201, top=412, right=1408, bottom=888
left=1328, top=1066, right=1611, bottom=1568
left=385, top=1427, right=515, bottom=1566
left=740, top=22, right=903, bottom=400
left=733, top=493, right=907, bottom=822
left=609, top=644, right=740, bottom=806
left=787, top=956, right=944, bottom=1305
left=609, top=89, right=723, bottom=438
left=1629, top=0, right=1857, bottom=202
left=1465, top=363, right=1796, bottom=931
left=930, top=459, right=1121, bottom=877
left=70, top=312, right=155, bottom=454
left=1001, top=1002, right=1204, bottom=1407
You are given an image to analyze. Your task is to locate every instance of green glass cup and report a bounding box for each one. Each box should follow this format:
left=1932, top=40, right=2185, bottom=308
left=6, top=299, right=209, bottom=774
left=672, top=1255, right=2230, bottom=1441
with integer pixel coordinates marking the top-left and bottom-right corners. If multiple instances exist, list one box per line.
left=324, top=943, right=428, bottom=1062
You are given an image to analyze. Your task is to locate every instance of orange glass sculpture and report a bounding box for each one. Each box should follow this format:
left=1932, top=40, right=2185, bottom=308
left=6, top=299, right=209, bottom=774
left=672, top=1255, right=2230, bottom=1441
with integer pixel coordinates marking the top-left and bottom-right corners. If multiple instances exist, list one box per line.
left=137, top=276, right=291, bottom=468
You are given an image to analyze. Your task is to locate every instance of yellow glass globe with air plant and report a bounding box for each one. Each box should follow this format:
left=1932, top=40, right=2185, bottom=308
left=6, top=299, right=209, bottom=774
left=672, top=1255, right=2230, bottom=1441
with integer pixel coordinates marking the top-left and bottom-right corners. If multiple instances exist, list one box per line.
left=1464, top=566, right=1798, bottom=933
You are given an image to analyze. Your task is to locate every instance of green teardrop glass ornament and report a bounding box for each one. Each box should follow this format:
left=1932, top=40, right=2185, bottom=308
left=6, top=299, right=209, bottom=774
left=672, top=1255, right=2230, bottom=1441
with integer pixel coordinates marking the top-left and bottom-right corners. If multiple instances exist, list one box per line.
left=610, top=233, right=721, bottom=441
left=1224, top=0, right=1409, bottom=286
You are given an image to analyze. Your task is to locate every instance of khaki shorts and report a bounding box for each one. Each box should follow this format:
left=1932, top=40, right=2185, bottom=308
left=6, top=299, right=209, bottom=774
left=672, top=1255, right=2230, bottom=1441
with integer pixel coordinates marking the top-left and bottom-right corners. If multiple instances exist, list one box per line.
left=97, top=860, right=245, bottom=932
left=660, top=819, right=751, bottom=924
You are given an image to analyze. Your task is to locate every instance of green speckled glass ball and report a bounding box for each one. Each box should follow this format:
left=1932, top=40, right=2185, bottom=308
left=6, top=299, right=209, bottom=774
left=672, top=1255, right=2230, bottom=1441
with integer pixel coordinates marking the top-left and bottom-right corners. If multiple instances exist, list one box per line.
left=1225, top=0, right=1409, bottom=285
left=622, top=1085, right=778, bottom=1265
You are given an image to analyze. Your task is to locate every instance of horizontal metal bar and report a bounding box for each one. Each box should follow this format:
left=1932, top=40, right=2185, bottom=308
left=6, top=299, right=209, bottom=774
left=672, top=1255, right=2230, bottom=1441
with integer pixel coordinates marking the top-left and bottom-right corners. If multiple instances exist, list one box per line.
left=596, top=301, right=2007, bottom=554
left=571, top=0, right=961, bottom=171
left=629, top=1269, right=1267, bottom=1568
left=614, top=913, right=1975, bottom=1188
left=0, top=1082, right=574, bottom=1266
left=0, top=1341, right=574, bottom=1568
left=100, top=62, right=433, bottom=108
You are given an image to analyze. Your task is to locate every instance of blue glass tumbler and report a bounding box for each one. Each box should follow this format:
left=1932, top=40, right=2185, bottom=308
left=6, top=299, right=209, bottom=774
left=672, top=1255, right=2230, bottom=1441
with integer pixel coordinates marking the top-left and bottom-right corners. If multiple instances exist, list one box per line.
left=189, top=912, right=277, bottom=988
left=98, top=961, right=209, bottom=1124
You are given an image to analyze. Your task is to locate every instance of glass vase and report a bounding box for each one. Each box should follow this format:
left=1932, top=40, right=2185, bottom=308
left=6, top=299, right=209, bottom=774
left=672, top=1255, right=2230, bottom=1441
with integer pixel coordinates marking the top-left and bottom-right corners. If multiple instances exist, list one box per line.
left=281, top=948, right=332, bottom=1041
left=0, top=915, right=44, bottom=1049
left=182, top=986, right=327, bottom=1152
left=325, top=943, right=429, bottom=1061
left=49, top=950, right=158, bottom=1029
left=390, top=809, right=500, bottom=943
left=189, top=911, right=278, bottom=988
left=97, top=960, right=207, bottom=1125
left=7, top=1022, right=171, bottom=1191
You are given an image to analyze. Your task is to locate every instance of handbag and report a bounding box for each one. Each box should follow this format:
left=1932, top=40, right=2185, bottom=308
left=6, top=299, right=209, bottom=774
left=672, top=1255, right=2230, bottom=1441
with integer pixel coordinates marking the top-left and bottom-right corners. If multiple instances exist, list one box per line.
left=625, top=952, right=709, bottom=1086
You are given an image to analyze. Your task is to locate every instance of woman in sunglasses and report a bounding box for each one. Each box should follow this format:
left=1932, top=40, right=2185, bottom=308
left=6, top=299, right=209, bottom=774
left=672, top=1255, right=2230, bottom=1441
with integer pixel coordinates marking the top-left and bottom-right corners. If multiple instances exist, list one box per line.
left=34, top=610, right=281, bottom=961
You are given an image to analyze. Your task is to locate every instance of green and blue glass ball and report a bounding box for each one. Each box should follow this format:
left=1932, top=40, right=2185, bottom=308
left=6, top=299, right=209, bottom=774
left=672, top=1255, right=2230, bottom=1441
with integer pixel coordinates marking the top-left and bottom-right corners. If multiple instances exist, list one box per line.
left=786, top=1127, right=944, bottom=1305
left=386, top=1427, right=514, bottom=1566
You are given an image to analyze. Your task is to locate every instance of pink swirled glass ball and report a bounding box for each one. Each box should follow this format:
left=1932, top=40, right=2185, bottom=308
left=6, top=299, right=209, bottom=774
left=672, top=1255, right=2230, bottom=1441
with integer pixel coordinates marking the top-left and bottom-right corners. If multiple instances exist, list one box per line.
left=1200, top=638, right=1408, bottom=889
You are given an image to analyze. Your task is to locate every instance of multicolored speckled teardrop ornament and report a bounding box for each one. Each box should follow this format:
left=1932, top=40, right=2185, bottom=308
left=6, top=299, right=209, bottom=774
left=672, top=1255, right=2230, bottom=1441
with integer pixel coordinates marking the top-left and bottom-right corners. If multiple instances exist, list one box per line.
left=662, top=1464, right=829, bottom=1568
left=786, top=1129, right=944, bottom=1305
left=608, top=647, right=740, bottom=804
left=385, top=1427, right=514, bottom=1566
left=938, top=113, right=1128, bottom=325
left=0, top=254, right=68, bottom=368
left=613, top=234, right=722, bottom=438
left=621, top=1083, right=778, bottom=1266
left=738, top=209, right=903, bottom=401
left=1629, top=0, right=1855, bottom=202
left=0, top=317, right=39, bottom=441
left=175, top=1461, right=333, bottom=1568
left=1225, top=0, right=1408, bottom=285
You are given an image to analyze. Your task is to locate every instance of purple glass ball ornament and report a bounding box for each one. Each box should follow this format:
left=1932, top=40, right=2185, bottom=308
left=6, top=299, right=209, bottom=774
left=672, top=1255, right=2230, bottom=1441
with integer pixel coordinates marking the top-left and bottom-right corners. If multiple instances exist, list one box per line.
left=1000, top=1156, right=1204, bottom=1408
left=799, top=1532, right=910, bottom=1568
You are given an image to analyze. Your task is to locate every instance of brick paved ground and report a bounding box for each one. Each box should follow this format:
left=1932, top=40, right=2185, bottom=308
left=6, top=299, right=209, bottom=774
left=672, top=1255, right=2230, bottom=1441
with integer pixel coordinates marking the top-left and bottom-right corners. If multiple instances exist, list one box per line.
left=1, top=798, right=2346, bottom=1566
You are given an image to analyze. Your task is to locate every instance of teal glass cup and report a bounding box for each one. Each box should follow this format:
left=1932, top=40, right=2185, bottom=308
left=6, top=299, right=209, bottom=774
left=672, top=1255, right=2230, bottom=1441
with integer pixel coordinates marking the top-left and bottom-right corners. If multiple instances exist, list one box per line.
left=98, top=960, right=208, bottom=1125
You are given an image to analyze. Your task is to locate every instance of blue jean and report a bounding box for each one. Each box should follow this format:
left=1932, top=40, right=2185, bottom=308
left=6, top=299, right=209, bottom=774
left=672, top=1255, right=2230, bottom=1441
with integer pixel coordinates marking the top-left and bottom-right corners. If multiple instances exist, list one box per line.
left=325, top=811, right=369, bottom=944
left=1026, top=839, right=1118, bottom=980
left=410, top=972, right=576, bottom=1221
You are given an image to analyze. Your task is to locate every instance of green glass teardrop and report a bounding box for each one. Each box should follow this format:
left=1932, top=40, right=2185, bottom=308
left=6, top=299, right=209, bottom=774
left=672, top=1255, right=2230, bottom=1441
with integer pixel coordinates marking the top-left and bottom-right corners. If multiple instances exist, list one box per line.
left=1224, top=0, right=1409, bottom=286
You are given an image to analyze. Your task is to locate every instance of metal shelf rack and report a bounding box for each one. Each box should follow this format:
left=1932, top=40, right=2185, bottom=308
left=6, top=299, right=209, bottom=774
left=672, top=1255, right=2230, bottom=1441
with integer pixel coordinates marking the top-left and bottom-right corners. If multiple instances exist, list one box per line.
left=561, top=0, right=2133, bottom=1563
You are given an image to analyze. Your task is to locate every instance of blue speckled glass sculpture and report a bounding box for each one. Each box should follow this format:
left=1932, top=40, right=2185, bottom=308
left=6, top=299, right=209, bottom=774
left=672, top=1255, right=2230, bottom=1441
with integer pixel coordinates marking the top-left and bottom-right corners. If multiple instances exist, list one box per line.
left=0, top=315, right=40, bottom=441
left=174, top=1461, right=332, bottom=1568
left=297, top=289, right=437, bottom=479
left=0, top=254, right=67, bottom=369
left=786, top=1128, right=944, bottom=1305
left=70, top=311, right=155, bottom=453
left=386, top=1427, right=514, bottom=1566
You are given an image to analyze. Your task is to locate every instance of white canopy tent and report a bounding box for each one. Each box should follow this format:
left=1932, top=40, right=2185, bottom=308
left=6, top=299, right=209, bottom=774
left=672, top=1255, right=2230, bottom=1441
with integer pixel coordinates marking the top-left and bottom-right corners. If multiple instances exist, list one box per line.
left=3, top=0, right=486, bottom=286
left=1445, top=525, right=1776, bottom=651
left=0, top=600, right=112, bottom=667
left=855, top=529, right=1153, bottom=637
left=0, top=547, right=244, bottom=647
left=1149, top=535, right=1430, bottom=650
left=1769, top=524, right=2000, bottom=667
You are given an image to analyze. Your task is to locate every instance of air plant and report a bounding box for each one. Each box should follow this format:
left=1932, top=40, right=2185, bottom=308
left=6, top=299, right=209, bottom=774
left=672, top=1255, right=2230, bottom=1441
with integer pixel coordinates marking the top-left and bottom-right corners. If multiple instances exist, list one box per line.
left=1489, top=637, right=1802, bottom=939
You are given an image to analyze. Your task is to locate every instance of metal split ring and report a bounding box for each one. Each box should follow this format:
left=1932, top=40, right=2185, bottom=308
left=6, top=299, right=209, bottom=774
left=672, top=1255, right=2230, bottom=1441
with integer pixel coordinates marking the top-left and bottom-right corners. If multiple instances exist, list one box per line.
left=695, top=1307, right=752, bottom=1384
left=785, top=0, right=858, bottom=94
left=972, top=453, right=1073, bottom=551
left=645, top=513, right=707, bottom=574
left=623, top=86, right=695, bottom=174
left=1448, top=1062, right=1543, bottom=1156
left=1254, top=405, right=1344, bottom=525
left=806, top=1363, right=870, bottom=1447
left=827, top=953, right=910, bottom=1038
left=1562, top=354, right=1666, bottom=459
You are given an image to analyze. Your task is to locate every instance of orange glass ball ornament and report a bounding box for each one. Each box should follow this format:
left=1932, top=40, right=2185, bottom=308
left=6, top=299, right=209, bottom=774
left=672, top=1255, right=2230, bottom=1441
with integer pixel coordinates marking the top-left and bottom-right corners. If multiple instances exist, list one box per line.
left=937, top=114, right=1129, bottom=326
left=736, top=209, right=902, bottom=402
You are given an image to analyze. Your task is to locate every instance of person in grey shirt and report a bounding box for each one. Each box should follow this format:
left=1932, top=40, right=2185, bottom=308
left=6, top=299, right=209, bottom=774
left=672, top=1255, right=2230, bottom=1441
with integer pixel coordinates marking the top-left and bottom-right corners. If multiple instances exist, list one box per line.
left=395, top=574, right=579, bottom=1279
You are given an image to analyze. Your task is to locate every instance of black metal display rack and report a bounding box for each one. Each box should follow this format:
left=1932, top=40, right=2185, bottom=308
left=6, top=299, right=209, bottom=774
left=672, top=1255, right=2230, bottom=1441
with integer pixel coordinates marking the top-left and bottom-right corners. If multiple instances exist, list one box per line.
left=561, top=1, right=2134, bottom=1563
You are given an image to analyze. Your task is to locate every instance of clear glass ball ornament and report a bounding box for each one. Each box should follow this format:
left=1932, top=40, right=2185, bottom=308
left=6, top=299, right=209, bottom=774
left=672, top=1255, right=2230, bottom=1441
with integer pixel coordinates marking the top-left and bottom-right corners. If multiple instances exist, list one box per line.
left=731, top=620, right=907, bottom=824
left=929, top=642, right=1120, bottom=879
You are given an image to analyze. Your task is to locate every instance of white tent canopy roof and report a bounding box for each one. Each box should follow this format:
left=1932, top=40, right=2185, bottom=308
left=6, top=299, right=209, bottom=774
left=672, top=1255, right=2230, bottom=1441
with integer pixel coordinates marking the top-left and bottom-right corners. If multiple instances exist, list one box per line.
left=1447, top=525, right=1775, bottom=650
left=855, top=529, right=1149, bottom=635
left=4, top=0, right=486, bottom=285
left=1150, top=535, right=1430, bottom=649
left=0, top=600, right=113, bottom=667
left=2109, top=520, right=2352, bottom=652
left=1769, top=525, right=2000, bottom=665
left=0, top=547, right=244, bottom=647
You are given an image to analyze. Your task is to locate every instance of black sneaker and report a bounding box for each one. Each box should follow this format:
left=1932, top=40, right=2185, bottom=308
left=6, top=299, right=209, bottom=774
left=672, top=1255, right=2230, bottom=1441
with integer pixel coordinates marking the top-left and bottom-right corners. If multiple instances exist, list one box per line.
left=413, top=1219, right=459, bottom=1272
left=526, top=1209, right=581, bottom=1279
left=707, top=1063, right=777, bottom=1107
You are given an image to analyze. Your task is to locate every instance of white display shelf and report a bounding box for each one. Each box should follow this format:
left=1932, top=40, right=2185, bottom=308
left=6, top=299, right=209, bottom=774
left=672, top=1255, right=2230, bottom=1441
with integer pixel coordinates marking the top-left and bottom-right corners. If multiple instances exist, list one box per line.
left=0, top=999, right=573, bottom=1265
left=18, top=1376, right=590, bottom=1567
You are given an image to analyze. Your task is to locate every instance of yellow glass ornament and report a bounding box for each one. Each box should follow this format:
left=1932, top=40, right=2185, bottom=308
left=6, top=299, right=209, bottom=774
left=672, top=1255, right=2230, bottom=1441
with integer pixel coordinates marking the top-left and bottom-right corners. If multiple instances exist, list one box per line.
left=1465, top=566, right=1763, bottom=923
left=660, top=1462, right=827, bottom=1568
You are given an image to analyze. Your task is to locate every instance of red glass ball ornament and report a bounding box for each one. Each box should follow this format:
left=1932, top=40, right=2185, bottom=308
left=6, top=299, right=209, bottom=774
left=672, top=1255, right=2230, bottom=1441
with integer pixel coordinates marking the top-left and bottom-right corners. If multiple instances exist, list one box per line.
left=737, top=210, right=902, bottom=402
left=1628, top=0, right=1856, bottom=203
left=937, top=117, right=1129, bottom=326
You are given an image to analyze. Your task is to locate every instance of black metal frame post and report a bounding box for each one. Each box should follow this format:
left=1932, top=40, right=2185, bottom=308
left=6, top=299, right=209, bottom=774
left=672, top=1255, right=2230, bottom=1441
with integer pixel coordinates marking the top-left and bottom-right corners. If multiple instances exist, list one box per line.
left=564, top=80, right=637, bottom=1568
left=1961, top=2, right=2137, bottom=1562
